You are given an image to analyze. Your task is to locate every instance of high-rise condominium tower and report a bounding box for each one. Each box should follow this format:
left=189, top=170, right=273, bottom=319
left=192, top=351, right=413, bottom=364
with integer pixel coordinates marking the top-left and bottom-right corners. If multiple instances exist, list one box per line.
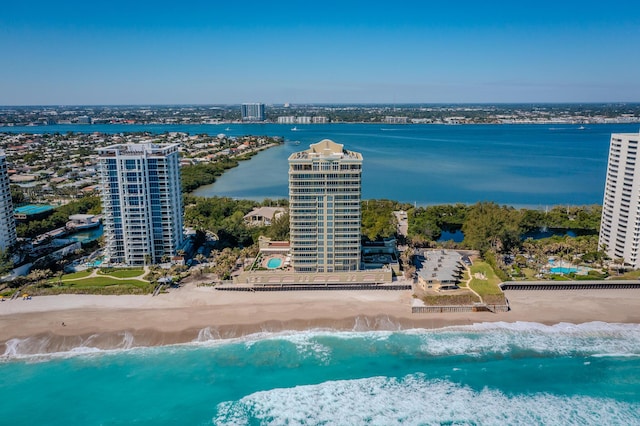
left=288, top=139, right=362, bottom=273
left=97, top=143, right=183, bottom=266
left=0, top=151, right=17, bottom=251
left=599, top=132, right=640, bottom=268
left=241, top=103, right=265, bottom=121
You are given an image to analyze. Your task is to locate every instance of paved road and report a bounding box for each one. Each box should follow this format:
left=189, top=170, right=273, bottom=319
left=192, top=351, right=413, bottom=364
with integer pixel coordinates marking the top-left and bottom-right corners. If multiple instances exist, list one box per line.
left=393, top=210, right=408, bottom=237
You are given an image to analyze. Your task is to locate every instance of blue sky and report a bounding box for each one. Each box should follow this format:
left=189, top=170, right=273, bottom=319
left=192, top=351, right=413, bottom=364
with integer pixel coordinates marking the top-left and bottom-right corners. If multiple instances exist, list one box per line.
left=1, top=0, right=639, bottom=105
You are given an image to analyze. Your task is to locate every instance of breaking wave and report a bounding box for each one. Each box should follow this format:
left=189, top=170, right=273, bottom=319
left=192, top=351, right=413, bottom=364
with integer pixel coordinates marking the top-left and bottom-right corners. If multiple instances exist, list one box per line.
left=3, top=321, right=639, bottom=363
left=214, top=375, right=640, bottom=425
left=1, top=331, right=137, bottom=361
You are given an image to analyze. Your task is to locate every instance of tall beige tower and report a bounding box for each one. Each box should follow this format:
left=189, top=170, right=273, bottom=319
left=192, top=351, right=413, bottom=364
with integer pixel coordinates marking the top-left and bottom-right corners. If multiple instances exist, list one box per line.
left=599, top=132, right=640, bottom=267
left=288, top=139, right=362, bottom=273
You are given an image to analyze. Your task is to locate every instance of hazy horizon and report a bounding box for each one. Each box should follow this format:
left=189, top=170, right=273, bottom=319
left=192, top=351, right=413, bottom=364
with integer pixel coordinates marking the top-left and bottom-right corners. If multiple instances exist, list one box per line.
left=2, top=102, right=640, bottom=108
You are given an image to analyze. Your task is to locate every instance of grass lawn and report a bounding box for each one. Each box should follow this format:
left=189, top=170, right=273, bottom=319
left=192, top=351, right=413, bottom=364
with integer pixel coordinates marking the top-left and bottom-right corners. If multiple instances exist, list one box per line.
left=468, top=261, right=505, bottom=297
left=59, top=270, right=94, bottom=280
left=29, top=277, right=154, bottom=295
left=459, top=268, right=470, bottom=286
left=98, top=268, right=146, bottom=278
left=421, top=293, right=480, bottom=306
left=617, top=269, right=640, bottom=280
left=71, top=281, right=151, bottom=290
left=59, top=276, right=147, bottom=287
left=521, top=268, right=539, bottom=280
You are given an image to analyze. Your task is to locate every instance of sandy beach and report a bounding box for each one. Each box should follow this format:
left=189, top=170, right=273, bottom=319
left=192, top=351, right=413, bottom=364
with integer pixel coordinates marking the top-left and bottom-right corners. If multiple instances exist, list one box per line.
left=2, top=285, right=640, bottom=356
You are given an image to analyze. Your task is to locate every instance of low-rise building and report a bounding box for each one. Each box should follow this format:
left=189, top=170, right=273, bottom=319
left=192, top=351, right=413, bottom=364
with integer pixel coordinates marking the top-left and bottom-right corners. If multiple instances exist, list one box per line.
left=415, top=250, right=466, bottom=290
left=384, top=116, right=408, bottom=124
left=362, top=237, right=400, bottom=274
left=243, top=206, right=286, bottom=227
left=277, top=116, right=296, bottom=124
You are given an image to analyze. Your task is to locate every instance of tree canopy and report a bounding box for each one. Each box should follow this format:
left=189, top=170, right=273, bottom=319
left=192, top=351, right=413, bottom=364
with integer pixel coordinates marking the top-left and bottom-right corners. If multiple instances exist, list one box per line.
left=462, top=202, right=521, bottom=253
left=361, top=199, right=408, bottom=241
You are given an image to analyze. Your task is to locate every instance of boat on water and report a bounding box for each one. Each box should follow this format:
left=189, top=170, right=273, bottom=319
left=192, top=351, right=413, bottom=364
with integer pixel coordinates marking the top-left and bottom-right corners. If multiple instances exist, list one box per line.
left=225, top=127, right=231, bottom=131
left=291, top=126, right=299, bottom=131
left=66, top=214, right=101, bottom=231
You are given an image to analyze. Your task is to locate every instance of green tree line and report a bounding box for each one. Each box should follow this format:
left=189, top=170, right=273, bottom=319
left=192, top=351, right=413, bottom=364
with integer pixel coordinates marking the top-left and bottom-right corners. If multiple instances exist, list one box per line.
left=183, top=195, right=289, bottom=248
left=180, top=157, right=240, bottom=193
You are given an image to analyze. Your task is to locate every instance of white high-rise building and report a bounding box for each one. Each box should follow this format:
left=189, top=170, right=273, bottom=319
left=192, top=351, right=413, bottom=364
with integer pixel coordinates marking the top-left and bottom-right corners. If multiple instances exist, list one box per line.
left=599, top=132, right=640, bottom=268
left=0, top=151, right=17, bottom=251
left=97, top=143, right=184, bottom=266
left=288, top=139, right=362, bottom=273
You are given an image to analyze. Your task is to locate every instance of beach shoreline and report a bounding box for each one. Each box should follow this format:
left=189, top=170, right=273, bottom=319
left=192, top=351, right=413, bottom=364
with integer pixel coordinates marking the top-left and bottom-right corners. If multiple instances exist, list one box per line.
left=2, top=286, right=640, bottom=357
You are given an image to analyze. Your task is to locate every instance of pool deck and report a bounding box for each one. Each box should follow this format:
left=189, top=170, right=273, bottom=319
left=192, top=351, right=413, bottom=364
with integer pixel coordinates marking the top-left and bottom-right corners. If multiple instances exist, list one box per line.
left=261, top=254, right=287, bottom=270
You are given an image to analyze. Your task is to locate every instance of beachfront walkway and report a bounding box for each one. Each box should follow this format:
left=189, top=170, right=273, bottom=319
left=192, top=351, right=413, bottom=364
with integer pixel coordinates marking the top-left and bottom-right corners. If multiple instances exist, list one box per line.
left=463, top=270, right=484, bottom=304
left=61, top=266, right=151, bottom=283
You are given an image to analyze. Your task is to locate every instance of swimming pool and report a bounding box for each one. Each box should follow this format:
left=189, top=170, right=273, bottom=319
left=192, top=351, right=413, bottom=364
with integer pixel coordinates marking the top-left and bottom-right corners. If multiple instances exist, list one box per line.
left=550, top=266, right=578, bottom=274
left=266, top=258, right=282, bottom=269
left=85, top=258, right=103, bottom=267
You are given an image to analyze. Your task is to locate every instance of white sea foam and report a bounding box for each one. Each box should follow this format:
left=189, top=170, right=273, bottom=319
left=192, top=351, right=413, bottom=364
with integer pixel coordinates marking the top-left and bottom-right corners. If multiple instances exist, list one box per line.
left=461, top=320, right=640, bottom=334
left=591, top=353, right=640, bottom=358
left=4, top=321, right=639, bottom=362
left=194, top=327, right=222, bottom=342
left=192, top=321, right=640, bottom=360
left=410, top=321, right=640, bottom=358
left=352, top=315, right=401, bottom=332
left=213, top=375, right=640, bottom=425
left=277, top=332, right=332, bottom=364
left=1, top=331, right=139, bottom=362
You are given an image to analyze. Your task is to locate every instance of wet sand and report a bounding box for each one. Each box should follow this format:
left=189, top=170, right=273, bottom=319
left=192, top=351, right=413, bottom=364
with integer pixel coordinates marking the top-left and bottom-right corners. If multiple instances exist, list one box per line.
left=2, top=286, right=640, bottom=356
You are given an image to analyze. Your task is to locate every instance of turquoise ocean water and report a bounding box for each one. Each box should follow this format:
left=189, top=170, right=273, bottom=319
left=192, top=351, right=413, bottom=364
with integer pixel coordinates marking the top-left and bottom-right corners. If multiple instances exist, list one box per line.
left=3, top=123, right=639, bottom=424
left=4, top=122, right=640, bottom=206
left=2, top=322, right=639, bottom=425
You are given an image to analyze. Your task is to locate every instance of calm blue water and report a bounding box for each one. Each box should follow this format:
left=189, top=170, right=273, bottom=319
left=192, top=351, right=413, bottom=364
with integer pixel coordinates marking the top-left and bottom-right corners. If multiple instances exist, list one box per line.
left=437, top=229, right=464, bottom=242
left=266, top=257, right=282, bottom=269
left=4, top=123, right=640, bottom=206
left=190, top=123, right=640, bottom=207
left=551, top=266, right=579, bottom=274
left=439, top=228, right=583, bottom=243
left=1, top=322, right=639, bottom=425
left=65, top=224, right=104, bottom=243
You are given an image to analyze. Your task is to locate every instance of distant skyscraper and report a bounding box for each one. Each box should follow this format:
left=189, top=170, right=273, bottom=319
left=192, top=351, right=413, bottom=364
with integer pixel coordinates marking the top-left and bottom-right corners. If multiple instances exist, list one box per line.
left=241, top=103, right=265, bottom=121
left=0, top=151, right=17, bottom=251
left=288, top=139, right=362, bottom=273
left=599, top=132, right=640, bottom=268
left=97, top=143, right=184, bottom=266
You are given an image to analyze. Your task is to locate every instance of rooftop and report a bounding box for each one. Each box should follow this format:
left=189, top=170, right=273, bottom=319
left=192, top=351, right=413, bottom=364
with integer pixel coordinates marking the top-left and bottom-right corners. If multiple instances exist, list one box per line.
left=416, top=250, right=465, bottom=283
left=243, top=206, right=286, bottom=221
left=97, top=142, right=180, bottom=157
left=14, top=204, right=55, bottom=215
left=289, top=139, right=362, bottom=161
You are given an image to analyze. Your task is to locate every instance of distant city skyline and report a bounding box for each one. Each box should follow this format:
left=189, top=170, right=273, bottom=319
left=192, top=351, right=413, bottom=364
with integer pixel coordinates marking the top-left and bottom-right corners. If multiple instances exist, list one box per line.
left=1, top=1, right=639, bottom=105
